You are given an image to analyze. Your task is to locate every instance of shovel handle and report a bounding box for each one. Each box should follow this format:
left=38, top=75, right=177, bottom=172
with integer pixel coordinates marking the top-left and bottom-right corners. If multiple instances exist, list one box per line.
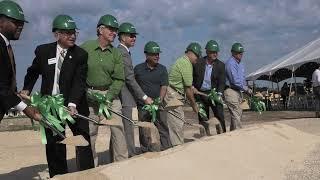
left=40, top=116, right=66, bottom=139
left=196, top=91, right=209, bottom=97
left=74, top=113, right=100, bottom=124
left=107, top=108, right=136, bottom=125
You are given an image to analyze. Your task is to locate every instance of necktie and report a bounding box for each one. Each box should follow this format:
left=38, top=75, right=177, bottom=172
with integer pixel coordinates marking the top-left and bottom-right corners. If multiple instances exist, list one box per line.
left=7, top=44, right=16, bottom=91
left=56, top=49, right=66, bottom=94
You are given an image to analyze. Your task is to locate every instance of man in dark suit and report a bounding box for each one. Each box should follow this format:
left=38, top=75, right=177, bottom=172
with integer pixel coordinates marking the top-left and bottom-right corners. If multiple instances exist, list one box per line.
left=0, top=0, right=41, bottom=122
left=20, top=15, right=94, bottom=178
left=193, top=40, right=226, bottom=135
left=117, top=22, right=153, bottom=157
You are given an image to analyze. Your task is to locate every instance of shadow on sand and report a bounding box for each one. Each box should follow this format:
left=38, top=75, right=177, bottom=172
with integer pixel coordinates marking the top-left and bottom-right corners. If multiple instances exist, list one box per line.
left=0, top=150, right=111, bottom=180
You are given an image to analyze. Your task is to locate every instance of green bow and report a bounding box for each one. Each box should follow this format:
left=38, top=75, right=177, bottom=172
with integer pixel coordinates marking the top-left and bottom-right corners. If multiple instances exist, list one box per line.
left=142, top=97, right=161, bottom=123
left=208, top=88, right=223, bottom=106
left=197, top=102, right=208, bottom=119
left=249, top=96, right=266, bottom=114
left=30, top=93, right=74, bottom=144
left=87, top=91, right=112, bottom=119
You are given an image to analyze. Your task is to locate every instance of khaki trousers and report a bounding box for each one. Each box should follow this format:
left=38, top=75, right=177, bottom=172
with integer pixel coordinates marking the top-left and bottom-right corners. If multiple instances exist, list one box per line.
left=87, top=89, right=128, bottom=167
left=224, top=88, right=243, bottom=131
left=165, top=86, right=185, bottom=146
left=167, top=106, right=184, bottom=146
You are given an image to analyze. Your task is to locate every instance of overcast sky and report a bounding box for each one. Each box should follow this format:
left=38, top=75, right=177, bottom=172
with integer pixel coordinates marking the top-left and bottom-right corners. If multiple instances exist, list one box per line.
left=11, top=0, right=320, bottom=89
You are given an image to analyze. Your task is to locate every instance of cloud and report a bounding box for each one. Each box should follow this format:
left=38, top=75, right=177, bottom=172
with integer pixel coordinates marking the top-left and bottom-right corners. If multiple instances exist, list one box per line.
left=8, top=0, right=320, bottom=89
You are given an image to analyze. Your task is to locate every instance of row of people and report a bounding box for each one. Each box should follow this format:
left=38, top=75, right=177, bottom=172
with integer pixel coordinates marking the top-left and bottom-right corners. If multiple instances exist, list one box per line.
left=0, top=0, right=252, bottom=178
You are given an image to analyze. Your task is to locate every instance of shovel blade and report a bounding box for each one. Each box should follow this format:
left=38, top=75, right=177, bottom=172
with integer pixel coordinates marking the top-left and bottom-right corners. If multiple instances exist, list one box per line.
left=58, top=135, right=89, bottom=146
left=100, top=118, right=122, bottom=126
left=135, top=121, right=155, bottom=128
left=139, top=122, right=160, bottom=144
left=207, top=117, right=220, bottom=126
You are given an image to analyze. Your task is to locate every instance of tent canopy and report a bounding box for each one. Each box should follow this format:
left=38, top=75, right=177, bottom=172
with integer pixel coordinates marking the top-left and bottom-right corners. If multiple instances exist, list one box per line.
left=247, top=38, right=320, bottom=82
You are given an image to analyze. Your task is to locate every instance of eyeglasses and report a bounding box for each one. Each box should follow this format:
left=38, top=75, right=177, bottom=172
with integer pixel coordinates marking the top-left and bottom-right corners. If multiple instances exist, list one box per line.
left=147, top=53, right=160, bottom=56
left=129, top=34, right=136, bottom=38
left=58, top=30, right=79, bottom=36
left=101, top=26, right=118, bottom=33
left=8, top=18, right=24, bottom=27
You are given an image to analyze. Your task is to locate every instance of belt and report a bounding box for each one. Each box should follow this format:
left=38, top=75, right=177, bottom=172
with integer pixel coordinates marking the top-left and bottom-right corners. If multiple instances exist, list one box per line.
left=169, top=85, right=185, bottom=97
left=87, top=85, right=109, bottom=91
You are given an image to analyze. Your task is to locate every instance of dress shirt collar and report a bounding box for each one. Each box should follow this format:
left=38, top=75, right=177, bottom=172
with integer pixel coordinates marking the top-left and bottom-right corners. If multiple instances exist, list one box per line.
left=0, top=32, right=9, bottom=46
left=57, top=43, right=68, bottom=56
left=119, top=43, right=130, bottom=53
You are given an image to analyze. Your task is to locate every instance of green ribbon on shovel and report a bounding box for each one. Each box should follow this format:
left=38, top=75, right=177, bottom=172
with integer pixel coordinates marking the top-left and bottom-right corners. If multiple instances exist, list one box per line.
left=87, top=91, right=112, bottom=119
left=197, top=102, right=208, bottom=119
left=249, top=96, right=266, bottom=114
left=142, top=97, right=161, bottom=123
left=207, top=88, right=223, bottom=106
left=30, top=93, right=74, bottom=144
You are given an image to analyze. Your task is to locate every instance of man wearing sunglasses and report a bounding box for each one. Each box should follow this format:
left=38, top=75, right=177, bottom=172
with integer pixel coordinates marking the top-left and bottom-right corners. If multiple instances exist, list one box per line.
left=225, top=43, right=252, bottom=131
left=117, top=22, right=153, bottom=157
left=166, top=42, right=202, bottom=146
left=81, top=14, right=128, bottom=166
left=0, top=0, right=42, bottom=122
left=21, top=15, right=94, bottom=177
left=134, top=41, right=172, bottom=152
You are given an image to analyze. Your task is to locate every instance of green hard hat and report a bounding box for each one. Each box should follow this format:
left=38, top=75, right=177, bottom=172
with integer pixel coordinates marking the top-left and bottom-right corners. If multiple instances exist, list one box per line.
left=118, top=22, right=138, bottom=35
left=205, top=40, right=219, bottom=52
left=231, top=42, right=244, bottom=53
left=52, top=15, right=77, bottom=32
left=186, top=42, right=202, bottom=57
left=144, top=41, right=161, bottom=53
left=0, top=0, right=28, bottom=22
left=97, top=14, right=119, bottom=28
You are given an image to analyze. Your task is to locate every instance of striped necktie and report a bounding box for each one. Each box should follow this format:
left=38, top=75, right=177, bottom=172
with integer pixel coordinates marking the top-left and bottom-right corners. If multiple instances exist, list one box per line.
left=56, top=49, right=66, bottom=94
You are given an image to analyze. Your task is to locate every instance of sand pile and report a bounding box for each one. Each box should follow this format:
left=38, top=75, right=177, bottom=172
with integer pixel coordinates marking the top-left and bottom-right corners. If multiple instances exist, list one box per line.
left=53, top=122, right=320, bottom=180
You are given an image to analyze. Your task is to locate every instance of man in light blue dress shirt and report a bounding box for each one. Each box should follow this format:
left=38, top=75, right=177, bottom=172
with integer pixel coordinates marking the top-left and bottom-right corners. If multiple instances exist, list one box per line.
left=193, top=40, right=226, bottom=135
left=224, top=43, right=252, bottom=131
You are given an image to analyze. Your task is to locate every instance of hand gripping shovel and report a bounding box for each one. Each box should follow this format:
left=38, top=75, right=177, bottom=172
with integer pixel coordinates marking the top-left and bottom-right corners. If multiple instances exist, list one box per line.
left=19, top=94, right=89, bottom=146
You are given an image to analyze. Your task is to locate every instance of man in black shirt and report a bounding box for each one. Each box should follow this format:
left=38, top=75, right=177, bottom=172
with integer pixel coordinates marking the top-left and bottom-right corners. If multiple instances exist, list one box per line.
left=134, top=41, right=172, bottom=151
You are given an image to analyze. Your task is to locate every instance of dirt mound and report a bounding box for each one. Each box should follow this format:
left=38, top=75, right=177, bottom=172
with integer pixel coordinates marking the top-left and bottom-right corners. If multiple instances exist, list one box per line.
left=54, top=122, right=320, bottom=180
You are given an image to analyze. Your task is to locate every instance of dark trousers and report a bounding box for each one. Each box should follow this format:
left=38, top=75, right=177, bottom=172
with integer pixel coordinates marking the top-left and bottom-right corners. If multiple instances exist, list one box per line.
left=45, top=117, right=94, bottom=178
left=282, top=95, right=287, bottom=109
left=121, top=106, right=137, bottom=157
left=138, top=108, right=172, bottom=152
left=196, top=92, right=226, bottom=134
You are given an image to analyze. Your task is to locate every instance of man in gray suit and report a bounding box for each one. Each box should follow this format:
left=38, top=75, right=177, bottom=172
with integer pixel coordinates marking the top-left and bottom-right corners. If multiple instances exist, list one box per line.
left=117, top=22, right=153, bottom=157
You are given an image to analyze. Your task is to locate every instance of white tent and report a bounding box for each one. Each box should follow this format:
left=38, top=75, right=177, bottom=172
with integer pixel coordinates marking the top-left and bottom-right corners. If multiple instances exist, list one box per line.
left=247, top=37, right=320, bottom=82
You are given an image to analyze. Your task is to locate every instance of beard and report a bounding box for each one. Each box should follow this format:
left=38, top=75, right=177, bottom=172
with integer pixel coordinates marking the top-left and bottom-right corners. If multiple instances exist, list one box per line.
left=3, top=30, right=20, bottom=40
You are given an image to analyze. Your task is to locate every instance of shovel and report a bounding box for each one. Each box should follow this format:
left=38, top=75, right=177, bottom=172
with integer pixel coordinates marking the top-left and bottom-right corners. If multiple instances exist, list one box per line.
left=61, top=107, right=122, bottom=127
left=107, top=108, right=155, bottom=129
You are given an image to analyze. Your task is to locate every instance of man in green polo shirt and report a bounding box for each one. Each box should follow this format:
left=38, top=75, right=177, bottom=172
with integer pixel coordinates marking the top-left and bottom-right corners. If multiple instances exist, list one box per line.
left=81, top=14, right=127, bottom=166
left=166, top=42, right=202, bottom=146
